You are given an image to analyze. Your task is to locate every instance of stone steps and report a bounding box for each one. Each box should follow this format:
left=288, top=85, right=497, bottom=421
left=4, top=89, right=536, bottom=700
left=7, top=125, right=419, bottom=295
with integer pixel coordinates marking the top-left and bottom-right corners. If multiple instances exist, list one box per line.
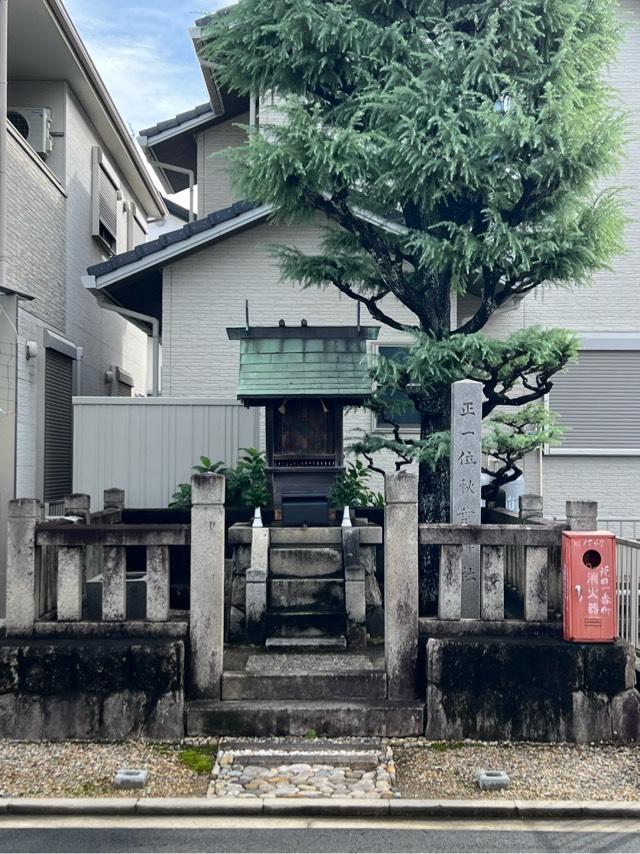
left=269, top=546, right=343, bottom=579
left=269, top=578, right=344, bottom=610
left=220, top=737, right=384, bottom=770
left=265, top=636, right=347, bottom=650
left=187, top=699, right=424, bottom=737
left=221, top=669, right=387, bottom=701
left=266, top=609, right=347, bottom=638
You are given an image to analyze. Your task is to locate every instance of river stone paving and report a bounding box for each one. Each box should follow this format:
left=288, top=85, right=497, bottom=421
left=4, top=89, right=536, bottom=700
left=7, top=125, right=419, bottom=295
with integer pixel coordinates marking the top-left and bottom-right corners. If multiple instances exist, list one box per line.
left=208, top=737, right=400, bottom=799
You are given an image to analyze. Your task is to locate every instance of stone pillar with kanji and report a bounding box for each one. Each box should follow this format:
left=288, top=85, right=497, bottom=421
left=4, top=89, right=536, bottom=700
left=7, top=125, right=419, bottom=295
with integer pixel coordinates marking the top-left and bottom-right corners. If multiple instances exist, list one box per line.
left=449, top=379, right=483, bottom=618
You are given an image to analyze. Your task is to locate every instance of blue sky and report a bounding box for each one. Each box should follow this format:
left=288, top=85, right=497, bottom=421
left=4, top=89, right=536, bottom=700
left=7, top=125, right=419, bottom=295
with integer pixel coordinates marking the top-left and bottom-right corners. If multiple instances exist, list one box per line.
left=65, top=0, right=234, bottom=133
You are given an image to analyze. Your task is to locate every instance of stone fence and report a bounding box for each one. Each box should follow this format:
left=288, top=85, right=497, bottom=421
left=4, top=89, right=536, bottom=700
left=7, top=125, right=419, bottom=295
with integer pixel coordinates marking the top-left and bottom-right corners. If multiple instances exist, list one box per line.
left=6, top=473, right=226, bottom=700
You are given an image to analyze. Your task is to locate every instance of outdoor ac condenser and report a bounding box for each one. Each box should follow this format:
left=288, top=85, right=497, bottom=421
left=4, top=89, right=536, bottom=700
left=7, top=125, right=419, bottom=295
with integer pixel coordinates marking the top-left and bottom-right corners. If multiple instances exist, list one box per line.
left=7, top=107, right=54, bottom=157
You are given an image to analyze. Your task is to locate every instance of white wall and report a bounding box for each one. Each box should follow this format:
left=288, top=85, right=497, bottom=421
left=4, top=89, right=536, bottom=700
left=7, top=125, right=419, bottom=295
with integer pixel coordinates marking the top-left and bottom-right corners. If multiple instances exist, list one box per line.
left=63, top=87, right=148, bottom=398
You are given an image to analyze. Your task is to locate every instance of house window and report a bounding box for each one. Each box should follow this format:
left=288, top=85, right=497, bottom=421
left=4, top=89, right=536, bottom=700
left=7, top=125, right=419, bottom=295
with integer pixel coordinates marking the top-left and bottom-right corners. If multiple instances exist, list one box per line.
left=126, top=201, right=148, bottom=251
left=548, top=335, right=640, bottom=454
left=91, top=146, right=120, bottom=254
left=374, top=345, right=421, bottom=430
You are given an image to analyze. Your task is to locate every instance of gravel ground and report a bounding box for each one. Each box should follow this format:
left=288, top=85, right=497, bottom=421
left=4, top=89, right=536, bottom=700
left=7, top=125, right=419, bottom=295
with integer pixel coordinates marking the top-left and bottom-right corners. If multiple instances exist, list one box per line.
left=0, top=739, right=217, bottom=798
left=393, top=741, right=640, bottom=801
left=0, top=739, right=638, bottom=801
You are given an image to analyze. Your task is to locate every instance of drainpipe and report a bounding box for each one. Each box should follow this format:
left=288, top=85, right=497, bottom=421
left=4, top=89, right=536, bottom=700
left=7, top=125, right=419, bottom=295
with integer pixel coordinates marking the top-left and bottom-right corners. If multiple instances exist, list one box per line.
left=98, top=300, right=160, bottom=396
left=0, top=0, right=8, bottom=297
left=152, top=160, right=195, bottom=223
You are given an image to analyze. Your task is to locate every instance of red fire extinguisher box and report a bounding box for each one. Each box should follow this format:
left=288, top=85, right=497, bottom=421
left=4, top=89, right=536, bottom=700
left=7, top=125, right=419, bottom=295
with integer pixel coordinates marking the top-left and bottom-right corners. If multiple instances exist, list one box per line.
left=562, top=531, right=617, bottom=643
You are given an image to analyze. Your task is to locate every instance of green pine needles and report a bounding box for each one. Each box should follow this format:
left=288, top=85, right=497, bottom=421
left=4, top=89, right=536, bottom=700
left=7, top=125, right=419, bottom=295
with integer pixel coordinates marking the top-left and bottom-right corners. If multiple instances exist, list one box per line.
left=201, top=0, right=625, bottom=537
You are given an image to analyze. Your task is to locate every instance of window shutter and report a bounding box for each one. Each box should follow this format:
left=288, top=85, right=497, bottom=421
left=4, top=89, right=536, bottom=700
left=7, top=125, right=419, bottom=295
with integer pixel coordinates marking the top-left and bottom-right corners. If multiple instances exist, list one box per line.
left=550, top=350, right=640, bottom=449
left=98, top=167, right=118, bottom=241
left=91, top=147, right=120, bottom=253
left=44, top=348, right=74, bottom=501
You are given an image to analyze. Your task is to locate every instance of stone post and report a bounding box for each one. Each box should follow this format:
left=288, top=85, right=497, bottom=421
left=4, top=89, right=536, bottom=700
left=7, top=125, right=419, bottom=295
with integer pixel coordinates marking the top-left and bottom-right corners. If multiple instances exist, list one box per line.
left=343, top=527, right=366, bottom=647
left=190, top=472, right=225, bottom=698
left=450, top=379, right=483, bottom=618
left=519, top=494, right=544, bottom=522
left=518, top=494, right=544, bottom=599
left=63, top=493, right=90, bottom=522
left=566, top=500, right=598, bottom=532
left=6, top=499, right=41, bottom=635
left=103, top=488, right=125, bottom=511
left=246, top=527, right=269, bottom=645
left=384, top=471, right=418, bottom=700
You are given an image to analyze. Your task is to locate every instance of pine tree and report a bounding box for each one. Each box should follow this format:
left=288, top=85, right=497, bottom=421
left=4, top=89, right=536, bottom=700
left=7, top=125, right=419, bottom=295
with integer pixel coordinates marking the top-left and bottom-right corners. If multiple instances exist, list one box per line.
left=202, top=0, right=625, bottom=606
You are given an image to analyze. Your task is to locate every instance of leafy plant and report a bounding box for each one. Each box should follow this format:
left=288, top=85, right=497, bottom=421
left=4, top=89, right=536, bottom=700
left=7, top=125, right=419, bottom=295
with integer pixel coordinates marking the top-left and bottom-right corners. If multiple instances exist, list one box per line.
left=192, top=456, right=227, bottom=475
left=227, top=447, right=269, bottom=508
left=169, top=456, right=229, bottom=509
left=330, top=459, right=384, bottom=509
left=169, top=482, right=193, bottom=511
left=169, top=449, right=269, bottom=510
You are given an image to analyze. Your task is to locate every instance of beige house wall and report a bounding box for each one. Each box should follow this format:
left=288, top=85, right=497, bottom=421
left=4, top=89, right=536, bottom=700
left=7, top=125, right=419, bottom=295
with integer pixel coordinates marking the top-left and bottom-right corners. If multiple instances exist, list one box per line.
left=197, top=112, right=250, bottom=217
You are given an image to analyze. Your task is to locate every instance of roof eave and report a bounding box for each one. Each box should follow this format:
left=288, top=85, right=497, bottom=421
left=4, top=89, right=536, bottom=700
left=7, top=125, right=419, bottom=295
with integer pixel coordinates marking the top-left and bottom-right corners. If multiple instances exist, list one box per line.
left=85, top=202, right=273, bottom=291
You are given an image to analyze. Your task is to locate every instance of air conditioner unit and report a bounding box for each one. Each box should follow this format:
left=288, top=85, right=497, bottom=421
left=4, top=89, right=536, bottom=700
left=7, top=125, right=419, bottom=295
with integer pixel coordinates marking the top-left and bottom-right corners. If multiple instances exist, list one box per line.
left=7, top=107, right=53, bottom=157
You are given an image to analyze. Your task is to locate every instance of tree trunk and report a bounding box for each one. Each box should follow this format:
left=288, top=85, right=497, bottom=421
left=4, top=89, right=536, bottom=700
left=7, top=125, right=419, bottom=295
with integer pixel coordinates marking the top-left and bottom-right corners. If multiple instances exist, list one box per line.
left=417, top=389, right=450, bottom=614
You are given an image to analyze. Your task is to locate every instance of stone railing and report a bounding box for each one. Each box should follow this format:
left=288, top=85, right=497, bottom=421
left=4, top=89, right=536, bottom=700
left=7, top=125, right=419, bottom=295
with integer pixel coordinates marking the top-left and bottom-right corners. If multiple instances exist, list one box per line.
left=6, top=488, right=189, bottom=632
left=419, top=522, right=562, bottom=622
left=6, top=473, right=226, bottom=700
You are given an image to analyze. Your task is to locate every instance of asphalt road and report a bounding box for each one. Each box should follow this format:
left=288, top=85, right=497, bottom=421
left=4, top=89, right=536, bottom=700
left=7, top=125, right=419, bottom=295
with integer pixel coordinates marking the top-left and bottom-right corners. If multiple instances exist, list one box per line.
left=1, top=823, right=640, bottom=853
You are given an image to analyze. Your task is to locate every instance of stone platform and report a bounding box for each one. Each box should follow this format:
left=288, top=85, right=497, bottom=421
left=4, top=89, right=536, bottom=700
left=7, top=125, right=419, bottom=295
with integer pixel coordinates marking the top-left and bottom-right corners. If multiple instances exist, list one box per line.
left=0, top=638, right=184, bottom=740
left=425, top=636, right=640, bottom=743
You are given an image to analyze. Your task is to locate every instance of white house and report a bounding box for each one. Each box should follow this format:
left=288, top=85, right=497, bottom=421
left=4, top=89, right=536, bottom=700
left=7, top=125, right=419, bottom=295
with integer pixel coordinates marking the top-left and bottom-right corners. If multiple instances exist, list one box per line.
left=81, top=3, right=640, bottom=530
left=0, top=0, right=167, bottom=610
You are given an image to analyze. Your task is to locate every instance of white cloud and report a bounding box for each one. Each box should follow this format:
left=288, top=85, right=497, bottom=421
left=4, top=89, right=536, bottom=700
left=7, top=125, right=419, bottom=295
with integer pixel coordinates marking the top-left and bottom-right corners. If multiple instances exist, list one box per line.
left=63, top=0, right=238, bottom=132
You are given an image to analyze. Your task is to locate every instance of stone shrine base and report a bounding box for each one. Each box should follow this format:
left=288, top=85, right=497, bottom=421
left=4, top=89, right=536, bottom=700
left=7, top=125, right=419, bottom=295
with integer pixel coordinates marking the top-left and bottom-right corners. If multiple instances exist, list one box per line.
left=0, top=634, right=636, bottom=743
left=425, top=636, right=639, bottom=743
left=0, top=639, right=184, bottom=740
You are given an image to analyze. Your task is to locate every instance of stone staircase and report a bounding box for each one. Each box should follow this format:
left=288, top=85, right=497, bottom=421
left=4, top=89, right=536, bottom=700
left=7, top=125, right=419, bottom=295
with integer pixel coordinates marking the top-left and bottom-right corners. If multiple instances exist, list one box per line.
left=187, top=648, right=424, bottom=737
left=266, top=544, right=347, bottom=649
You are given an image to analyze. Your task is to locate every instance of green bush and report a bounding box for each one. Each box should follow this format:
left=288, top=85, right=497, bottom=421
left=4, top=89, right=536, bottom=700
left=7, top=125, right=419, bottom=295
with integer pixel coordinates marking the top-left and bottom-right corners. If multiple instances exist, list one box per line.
left=169, top=448, right=269, bottom=511
left=330, top=460, right=384, bottom=509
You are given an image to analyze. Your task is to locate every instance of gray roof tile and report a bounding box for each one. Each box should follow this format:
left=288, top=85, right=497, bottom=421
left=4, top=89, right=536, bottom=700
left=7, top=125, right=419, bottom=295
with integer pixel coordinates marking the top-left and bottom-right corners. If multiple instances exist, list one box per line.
left=139, top=102, right=216, bottom=139
left=87, top=200, right=264, bottom=279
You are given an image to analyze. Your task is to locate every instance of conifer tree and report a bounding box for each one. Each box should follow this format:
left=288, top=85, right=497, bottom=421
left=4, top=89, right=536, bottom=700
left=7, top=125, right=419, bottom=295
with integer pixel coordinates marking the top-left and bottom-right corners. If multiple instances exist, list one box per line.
left=202, top=0, right=624, bottom=606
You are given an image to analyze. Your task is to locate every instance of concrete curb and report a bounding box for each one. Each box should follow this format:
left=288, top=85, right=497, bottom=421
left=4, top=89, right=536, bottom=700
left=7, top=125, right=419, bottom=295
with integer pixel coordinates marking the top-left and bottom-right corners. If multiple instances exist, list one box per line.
left=1, top=798, right=640, bottom=818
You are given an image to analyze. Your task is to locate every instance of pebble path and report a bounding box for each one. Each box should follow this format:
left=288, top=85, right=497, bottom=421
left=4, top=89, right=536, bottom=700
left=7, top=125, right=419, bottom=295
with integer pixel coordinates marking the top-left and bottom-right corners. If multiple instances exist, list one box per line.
left=208, top=739, right=400, bottom=799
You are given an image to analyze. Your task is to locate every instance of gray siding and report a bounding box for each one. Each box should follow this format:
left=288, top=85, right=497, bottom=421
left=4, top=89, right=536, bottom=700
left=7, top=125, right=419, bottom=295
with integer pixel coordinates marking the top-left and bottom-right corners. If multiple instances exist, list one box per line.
left=73, top=397, right=261, bottom=509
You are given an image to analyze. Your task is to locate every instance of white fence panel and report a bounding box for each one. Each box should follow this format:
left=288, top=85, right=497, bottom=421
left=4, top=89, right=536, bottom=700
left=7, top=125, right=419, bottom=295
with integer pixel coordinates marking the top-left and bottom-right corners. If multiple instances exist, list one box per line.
left=617, top=538, right=640, bottom=655
left=73, top=398, right=260, bottom=509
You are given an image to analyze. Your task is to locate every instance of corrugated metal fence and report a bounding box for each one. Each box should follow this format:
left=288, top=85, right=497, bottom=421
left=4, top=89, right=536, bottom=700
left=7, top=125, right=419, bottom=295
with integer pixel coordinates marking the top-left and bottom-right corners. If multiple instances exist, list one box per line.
left=73, top=397, right=260, bottom=510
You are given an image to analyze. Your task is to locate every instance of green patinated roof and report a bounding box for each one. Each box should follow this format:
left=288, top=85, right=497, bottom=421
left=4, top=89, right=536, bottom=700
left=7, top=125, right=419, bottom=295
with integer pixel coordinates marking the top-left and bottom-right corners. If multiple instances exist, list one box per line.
left=227, top=326, right=379, bottom=401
